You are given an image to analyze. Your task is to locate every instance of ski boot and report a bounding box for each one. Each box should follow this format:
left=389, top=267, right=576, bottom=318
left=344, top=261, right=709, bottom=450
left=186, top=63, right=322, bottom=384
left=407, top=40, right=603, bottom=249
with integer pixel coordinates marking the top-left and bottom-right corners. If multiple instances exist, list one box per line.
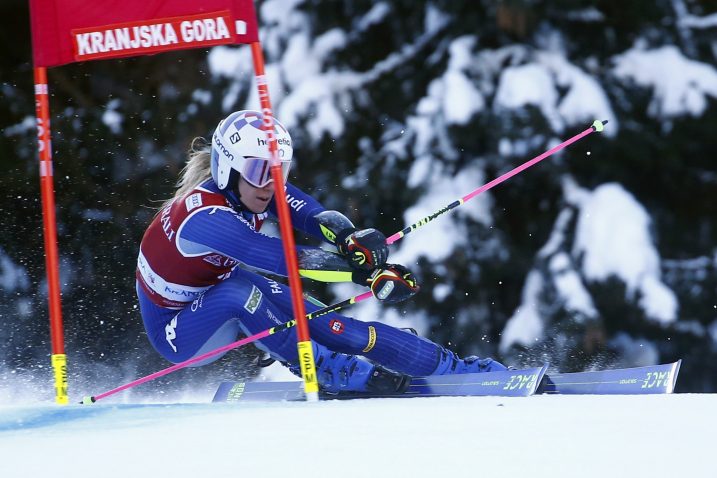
left=365, top=363, right=412, bottom=395
left=432, top=347, right=508, bottom=375
left=288, top=346, right=410, bottom=395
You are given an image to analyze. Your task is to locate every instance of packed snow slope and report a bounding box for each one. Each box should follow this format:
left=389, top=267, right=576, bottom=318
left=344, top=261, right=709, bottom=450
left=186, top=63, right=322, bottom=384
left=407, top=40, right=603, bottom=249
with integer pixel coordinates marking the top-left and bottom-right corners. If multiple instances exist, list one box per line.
left=1, top=393, right=713, bottom=478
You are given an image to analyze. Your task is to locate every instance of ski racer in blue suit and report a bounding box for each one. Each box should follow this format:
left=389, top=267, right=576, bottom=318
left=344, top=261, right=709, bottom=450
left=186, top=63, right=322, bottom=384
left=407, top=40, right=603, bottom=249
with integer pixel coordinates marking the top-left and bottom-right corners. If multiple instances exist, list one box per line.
left=136, top=110, right=507, bottom=394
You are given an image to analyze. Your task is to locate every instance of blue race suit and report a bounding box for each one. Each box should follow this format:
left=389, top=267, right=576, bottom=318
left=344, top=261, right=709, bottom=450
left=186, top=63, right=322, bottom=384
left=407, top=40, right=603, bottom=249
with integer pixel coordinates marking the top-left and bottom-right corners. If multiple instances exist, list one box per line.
left=136, top=179, right=506, bottom=379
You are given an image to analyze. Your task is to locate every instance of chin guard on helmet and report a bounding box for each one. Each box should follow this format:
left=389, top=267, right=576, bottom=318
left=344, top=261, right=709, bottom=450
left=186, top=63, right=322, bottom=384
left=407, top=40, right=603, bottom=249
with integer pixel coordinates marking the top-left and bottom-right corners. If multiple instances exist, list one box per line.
left=210, top=110, right=293, bottom=190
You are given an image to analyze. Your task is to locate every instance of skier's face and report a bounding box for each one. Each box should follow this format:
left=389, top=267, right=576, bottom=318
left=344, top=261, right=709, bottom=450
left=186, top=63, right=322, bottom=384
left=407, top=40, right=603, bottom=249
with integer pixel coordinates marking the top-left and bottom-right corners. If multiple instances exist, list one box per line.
left=238, top=175, right=275, bottom=213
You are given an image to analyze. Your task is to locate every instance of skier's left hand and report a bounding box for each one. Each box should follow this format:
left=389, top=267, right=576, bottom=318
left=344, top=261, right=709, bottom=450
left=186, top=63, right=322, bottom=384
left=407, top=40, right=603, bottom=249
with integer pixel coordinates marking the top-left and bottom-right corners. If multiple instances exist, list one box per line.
left=336, top=228, right=389, bottom=271
left=353, top=264, right=420, bottom=304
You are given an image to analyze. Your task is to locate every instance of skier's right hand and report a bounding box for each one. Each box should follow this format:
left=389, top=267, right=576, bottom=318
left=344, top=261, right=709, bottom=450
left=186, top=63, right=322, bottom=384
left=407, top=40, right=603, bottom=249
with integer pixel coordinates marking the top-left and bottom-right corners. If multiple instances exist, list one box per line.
left=353, top=264, right=420, bottom=304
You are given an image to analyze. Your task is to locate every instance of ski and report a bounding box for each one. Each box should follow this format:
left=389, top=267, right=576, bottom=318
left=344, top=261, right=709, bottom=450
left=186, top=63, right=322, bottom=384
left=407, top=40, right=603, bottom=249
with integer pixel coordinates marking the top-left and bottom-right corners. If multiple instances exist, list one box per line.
left=212, top=364, right=549, bottom=402
left=538, top=360, right=681, bottom=395
left=212, top=361, right=682, bottom=403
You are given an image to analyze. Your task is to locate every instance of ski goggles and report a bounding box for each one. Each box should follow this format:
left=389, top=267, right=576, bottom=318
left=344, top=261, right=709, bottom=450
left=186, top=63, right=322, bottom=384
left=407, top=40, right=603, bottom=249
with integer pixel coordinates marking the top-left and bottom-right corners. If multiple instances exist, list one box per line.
left=241, top=156, right=292, bottom=188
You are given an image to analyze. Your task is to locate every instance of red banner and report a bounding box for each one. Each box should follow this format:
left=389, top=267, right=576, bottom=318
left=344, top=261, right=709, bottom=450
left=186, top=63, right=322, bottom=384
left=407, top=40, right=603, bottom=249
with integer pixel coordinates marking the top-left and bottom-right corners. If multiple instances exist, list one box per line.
left=29, top=0, right=259, bottom=67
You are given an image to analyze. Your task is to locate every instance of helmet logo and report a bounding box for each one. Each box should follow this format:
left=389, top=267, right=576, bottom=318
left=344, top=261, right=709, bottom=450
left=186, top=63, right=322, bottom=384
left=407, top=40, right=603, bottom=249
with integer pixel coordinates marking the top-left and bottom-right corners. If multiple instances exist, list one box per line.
left=213, top=134, right=234, bottom=161
left=256, top=137, right=291, bottom=147
left=230, top=132, right=241, bottom=144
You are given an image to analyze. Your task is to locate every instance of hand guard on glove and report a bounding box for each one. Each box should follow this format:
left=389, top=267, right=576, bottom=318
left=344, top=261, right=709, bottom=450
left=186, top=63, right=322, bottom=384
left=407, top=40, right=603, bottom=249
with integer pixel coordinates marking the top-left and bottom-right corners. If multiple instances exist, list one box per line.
left=336, top=228, right=389, bottom=271
left=352, top=264, right=420, bottom=304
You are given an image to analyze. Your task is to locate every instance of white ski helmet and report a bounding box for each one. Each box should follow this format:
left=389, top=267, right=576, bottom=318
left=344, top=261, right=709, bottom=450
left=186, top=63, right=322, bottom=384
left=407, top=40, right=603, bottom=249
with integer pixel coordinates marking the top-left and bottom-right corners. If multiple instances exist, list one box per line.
left=210, top=110, right=293, bottom=190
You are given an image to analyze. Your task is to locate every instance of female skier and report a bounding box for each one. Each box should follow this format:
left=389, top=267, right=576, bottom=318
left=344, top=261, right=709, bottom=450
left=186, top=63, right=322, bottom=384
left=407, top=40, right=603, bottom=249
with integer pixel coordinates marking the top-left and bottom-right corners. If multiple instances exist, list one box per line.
left=136, top=110, right=506, bottom=394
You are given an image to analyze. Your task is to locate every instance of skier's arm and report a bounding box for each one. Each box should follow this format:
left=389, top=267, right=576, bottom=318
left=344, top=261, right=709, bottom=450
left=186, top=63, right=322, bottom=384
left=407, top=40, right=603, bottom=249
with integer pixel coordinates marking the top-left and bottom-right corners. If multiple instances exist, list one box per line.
left=270, top=183, right=356, bottom=246
left=178, top=205, right=356, bottom=281
left=274, top=183, right=389, bottom=270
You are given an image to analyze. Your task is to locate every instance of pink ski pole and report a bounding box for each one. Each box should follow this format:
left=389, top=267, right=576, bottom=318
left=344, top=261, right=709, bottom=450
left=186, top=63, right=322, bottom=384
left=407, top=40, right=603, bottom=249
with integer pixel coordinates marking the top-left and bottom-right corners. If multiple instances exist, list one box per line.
left=334, top=119, right=608, bottom=309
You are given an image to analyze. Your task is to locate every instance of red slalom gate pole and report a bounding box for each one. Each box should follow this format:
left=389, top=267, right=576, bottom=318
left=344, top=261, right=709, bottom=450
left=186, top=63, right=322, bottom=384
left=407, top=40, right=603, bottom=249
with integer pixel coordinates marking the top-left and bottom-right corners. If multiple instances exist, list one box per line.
left=34, top=66, right=69, bottom=404
left=250, top=42, right=319, bottom=401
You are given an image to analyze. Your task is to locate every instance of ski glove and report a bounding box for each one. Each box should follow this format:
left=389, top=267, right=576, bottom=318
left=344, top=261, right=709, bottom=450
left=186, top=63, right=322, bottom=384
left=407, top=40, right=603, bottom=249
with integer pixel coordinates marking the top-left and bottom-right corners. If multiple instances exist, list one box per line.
left=336, top=228, right=389, bottom=271
left=352, top=264, right=420, bottom=304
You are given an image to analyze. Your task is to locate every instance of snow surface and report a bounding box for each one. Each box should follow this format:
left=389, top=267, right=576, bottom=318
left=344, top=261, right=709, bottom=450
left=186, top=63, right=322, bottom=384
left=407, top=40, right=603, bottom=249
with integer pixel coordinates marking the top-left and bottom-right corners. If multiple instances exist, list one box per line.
left=1, top=394, right=714, bottom=478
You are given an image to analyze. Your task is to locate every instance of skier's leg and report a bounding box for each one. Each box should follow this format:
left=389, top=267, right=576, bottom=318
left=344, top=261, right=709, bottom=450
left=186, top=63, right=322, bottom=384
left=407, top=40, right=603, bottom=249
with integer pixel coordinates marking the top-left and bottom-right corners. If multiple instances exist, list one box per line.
left=243, top=272, right=507, bottom=376
left=209, top=269, right=408, bottom=393
left=138, top=272, right=314, bottom=366
left=306, top=310, right=507, bottom=376
left=229, top=270, right=503, bottom=385
left=137, top=284, right=243, bottom=365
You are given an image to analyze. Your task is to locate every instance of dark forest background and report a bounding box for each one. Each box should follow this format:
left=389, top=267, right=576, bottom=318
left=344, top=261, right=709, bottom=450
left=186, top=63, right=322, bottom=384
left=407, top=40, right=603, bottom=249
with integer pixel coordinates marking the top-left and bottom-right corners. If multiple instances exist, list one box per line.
left=1, top=0, right=716, bottom=401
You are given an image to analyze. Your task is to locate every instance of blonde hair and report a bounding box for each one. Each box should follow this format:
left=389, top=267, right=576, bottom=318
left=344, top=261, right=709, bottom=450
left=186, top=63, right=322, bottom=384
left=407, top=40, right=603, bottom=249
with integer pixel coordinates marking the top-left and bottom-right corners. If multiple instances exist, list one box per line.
left=161, top=137, right=212, bottom=210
